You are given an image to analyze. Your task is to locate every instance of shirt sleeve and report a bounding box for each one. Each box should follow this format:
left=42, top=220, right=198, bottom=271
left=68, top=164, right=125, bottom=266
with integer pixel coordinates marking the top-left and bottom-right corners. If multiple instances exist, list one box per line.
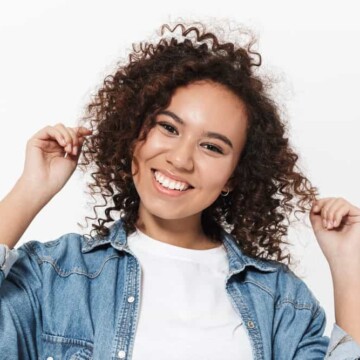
left=291, top=302, right=360, bottom=359
left=0, top=242, right=43, bottom=359
left=325, top=323, right=360, bottom=359
left=0, top=244, right=20, bottom=283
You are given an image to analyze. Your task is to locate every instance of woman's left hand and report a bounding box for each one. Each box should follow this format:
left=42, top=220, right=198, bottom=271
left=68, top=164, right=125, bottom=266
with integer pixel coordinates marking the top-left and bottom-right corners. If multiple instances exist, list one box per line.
left=309, top=197, right=360, bottom=273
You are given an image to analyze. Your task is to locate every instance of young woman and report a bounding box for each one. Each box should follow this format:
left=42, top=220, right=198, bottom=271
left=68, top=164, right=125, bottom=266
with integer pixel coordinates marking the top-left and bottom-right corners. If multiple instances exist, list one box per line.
left=0, top=23, right=359, bottom=359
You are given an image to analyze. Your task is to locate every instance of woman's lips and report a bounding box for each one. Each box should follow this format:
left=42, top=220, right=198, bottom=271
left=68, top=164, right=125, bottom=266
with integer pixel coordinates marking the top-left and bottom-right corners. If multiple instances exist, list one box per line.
left=151, top=169, right=193, bottom=196
left=151, top=169, right=194, bottom=189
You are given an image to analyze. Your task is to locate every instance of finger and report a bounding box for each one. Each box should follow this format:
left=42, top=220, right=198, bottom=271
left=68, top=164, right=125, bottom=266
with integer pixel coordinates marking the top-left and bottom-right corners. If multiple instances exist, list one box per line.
left=31, top=126, right=69, bottom=150
left=313, top=197, right=336, bottom=228
left=54, top=124, right=92, bottom=155
left=72, top=127, right=93, bottom=154
left=311, top=197, right=338, bottom=229
left=73, top=126, right=93, bottom=136
left=331, top=203, right=351, bottom=227
left=72, top=127, right=92, bottom=154
left=312, top=197, right=333, bottom=213
left=326, top=197, right=349, bottom=223
left=66, top=127, right=82, bottom=156
left=322, top=198, right=344, bottom=228
left=319, top=198, right=337, bottom=228
left=53, top=123, right=75, bottom=153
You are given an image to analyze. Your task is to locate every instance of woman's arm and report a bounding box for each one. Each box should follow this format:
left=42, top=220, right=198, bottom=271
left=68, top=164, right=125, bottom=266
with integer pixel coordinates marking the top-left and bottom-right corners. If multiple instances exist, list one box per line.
left=0, top=124, right=92, bottom=357
left=310, top=198, right=360, bottom=344
left=331, top=259, right=360, bottom=344
left=0, top=124, right=92, bottom=249
left=0, top=177, right=51, bottom=249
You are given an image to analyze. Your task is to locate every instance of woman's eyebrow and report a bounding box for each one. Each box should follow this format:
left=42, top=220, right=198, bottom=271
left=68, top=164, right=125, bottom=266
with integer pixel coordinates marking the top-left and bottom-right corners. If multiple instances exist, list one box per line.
left=205, top=131, right=233, bottom=148
left=157, top=110, right=233, bottom=148
left=158, top=110, right=185, bottom=125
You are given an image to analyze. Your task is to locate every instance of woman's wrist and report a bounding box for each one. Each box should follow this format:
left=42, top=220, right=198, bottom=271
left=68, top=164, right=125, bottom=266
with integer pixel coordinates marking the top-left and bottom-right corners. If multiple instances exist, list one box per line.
left=0, top=177, right=53, bottom=249
left=331, top=268, right=360, bottom=345
left=15, top=176, right=54, bottom=209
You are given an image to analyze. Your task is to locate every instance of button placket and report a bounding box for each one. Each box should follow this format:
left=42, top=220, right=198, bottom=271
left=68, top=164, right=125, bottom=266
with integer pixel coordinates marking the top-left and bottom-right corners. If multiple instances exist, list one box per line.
left=112, top=253, right=142, bottom=360
left=115, top=295, right=136, bottom=358
left=225, top=278, right=264, bottom=359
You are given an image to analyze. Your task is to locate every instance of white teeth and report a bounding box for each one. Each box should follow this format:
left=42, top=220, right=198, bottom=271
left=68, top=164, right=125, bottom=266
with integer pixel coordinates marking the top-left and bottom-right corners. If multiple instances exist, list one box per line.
left=154, top=171, right=190, bottom=191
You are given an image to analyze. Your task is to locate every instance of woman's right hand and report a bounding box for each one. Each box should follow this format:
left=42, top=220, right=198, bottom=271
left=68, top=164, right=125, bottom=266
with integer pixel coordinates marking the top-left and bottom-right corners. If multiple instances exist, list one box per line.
left=20, top=123, right=93, bottom=198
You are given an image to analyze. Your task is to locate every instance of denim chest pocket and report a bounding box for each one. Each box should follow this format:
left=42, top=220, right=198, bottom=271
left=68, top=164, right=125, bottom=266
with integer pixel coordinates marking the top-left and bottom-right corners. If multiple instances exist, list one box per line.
left=42, top=333, right=94, bottom=360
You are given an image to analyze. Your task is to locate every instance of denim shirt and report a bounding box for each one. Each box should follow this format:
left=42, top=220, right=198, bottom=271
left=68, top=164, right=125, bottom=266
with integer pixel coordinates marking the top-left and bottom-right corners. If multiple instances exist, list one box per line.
left=1, top=219, right=360, bottom=360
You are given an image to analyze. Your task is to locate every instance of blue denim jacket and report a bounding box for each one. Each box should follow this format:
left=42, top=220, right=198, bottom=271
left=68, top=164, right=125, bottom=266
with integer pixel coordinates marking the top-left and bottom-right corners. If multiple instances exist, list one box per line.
left=1, top=219, right=360, bottom=359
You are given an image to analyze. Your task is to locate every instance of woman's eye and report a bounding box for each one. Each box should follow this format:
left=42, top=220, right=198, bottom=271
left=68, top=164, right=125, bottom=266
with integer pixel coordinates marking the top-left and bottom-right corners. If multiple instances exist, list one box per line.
left=157, top=122, right=178, bottom=135
left=202, top=143, right=223, bottom=154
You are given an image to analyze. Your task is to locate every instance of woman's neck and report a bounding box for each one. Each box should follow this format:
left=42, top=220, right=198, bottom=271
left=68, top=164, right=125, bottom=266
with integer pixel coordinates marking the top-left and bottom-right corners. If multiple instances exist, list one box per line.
left=135, top=209, right=220, bottom=250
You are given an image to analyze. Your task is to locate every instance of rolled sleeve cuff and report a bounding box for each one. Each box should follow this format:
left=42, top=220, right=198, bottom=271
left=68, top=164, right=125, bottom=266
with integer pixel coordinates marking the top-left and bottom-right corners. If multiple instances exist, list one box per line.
left=326, top=323, right=360, bottom=359
left=0, top=244, right=19, bottom=283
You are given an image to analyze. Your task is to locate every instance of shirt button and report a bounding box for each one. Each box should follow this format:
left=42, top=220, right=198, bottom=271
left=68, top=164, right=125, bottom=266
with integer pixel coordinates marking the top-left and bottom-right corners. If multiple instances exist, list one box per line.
left=118, top=350, right=126, bottom=358
left=247, top=320, right=255, bottom=329
left=47, top=357, right=54, bottom=360
left=127, top=296, right=135, bottom=303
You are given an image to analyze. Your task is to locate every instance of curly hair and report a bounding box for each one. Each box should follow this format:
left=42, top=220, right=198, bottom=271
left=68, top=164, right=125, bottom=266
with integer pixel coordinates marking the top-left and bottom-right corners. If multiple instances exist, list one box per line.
left=77, top=21, right=319, bottom=264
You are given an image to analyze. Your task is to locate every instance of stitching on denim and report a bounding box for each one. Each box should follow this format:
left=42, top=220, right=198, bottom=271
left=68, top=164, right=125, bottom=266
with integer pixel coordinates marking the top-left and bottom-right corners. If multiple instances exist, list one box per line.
left=42, top=332, right=94, bottom=348
left=242, top=280, right=275, bottom=299
left=312, top=303, right=322, bottom=319
left=0, top=244, right=9, bottom=267
left=275, top=298, right=315, bottom=313
left=37, top=254, right=122, bottom=278
left=226, top=282, right=264, bottom=358
left=338, top=335, right=353, bottom=345
left=43, top=239, right=61, bottom=248
left=221, top=234, right=277, bottom=273
left=70, top=347, right=94, bottom=360
left=23, top=241, right=43, bottom=265
left=326, top=334, right=354, bottom=357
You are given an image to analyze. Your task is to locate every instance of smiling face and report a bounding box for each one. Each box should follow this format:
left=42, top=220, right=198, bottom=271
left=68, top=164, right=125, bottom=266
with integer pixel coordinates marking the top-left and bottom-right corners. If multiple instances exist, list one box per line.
left=131, top=80, right=248, bottom=226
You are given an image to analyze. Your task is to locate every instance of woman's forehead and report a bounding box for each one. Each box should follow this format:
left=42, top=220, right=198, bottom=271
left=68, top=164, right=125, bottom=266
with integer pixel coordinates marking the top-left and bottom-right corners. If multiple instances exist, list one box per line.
left=161, top=81, right=248, bottom=134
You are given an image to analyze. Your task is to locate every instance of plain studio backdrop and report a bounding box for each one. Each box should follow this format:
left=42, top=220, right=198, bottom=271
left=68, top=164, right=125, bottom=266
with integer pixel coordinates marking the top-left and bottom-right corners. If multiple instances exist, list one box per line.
left=1, top=0, right=359, bottom=338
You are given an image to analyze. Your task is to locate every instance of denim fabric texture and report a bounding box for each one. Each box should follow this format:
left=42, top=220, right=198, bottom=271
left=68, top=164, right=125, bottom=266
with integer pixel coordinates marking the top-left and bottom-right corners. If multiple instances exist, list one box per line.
left=1, top=219, right=360, bottom=359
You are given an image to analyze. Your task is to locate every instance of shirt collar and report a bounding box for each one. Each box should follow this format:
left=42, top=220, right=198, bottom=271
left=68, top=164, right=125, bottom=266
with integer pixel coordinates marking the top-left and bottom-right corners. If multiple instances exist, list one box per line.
left=81, top=219, right=127, bottom=253
left=81, top=219, right=277, bottom=274
left=220, top=229, right=277, bottom=275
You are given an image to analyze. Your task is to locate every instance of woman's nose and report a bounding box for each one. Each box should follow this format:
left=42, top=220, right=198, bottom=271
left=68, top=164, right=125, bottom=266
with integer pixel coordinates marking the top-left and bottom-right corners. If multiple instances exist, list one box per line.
left=165, top=141, right=194, bottom=171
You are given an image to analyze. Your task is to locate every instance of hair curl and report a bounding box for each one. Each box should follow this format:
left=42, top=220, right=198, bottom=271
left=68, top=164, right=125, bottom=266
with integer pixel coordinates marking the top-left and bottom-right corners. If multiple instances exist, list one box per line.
left=77, top=22, right=319, bottom=264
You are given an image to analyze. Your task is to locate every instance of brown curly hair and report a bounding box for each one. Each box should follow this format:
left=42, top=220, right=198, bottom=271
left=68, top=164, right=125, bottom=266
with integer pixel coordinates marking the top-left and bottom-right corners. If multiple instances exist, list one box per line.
left=77, top=22, right=318, bottom=264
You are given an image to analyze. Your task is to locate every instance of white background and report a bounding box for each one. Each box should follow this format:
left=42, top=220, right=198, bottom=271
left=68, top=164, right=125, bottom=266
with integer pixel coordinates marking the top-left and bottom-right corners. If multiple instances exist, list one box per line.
left=1, top=0, right=359, bottom=337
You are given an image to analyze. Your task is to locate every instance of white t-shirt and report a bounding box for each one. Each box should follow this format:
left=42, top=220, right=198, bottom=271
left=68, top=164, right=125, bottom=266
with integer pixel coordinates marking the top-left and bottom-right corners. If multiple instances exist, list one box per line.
left=127, top=228, right=254, bottom=360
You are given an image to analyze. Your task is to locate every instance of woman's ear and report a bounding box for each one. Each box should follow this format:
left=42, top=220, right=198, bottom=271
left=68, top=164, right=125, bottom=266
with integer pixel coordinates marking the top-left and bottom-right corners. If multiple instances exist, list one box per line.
left=223, top=176, right=235, bottom=193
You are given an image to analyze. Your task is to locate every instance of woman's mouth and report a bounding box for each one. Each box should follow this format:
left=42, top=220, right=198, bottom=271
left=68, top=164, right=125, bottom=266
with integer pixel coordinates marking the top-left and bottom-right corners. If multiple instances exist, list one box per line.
left=151, top=169, right=194, bottom=193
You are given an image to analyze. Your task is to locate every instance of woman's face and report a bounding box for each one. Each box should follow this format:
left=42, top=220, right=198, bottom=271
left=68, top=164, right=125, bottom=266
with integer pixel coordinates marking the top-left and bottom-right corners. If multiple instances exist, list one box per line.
left=132, top=80, right=248, bottom=222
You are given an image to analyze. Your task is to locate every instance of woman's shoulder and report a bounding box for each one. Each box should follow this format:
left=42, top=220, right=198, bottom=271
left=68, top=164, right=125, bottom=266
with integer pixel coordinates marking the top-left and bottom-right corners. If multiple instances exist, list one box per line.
left=222, top=229, right=320, bottom=311
left=16, top=228, right=121, bottom=277
left=20, top=231, right=86, bottom=260
left=245, top=258, right=321, bottom=315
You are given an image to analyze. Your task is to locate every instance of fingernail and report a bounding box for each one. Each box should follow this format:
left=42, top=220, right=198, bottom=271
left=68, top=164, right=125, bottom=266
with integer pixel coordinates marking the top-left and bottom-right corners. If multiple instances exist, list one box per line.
left=72, top=146, right=78, bottom=155
left=323, top=219, right=327, bottom=228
